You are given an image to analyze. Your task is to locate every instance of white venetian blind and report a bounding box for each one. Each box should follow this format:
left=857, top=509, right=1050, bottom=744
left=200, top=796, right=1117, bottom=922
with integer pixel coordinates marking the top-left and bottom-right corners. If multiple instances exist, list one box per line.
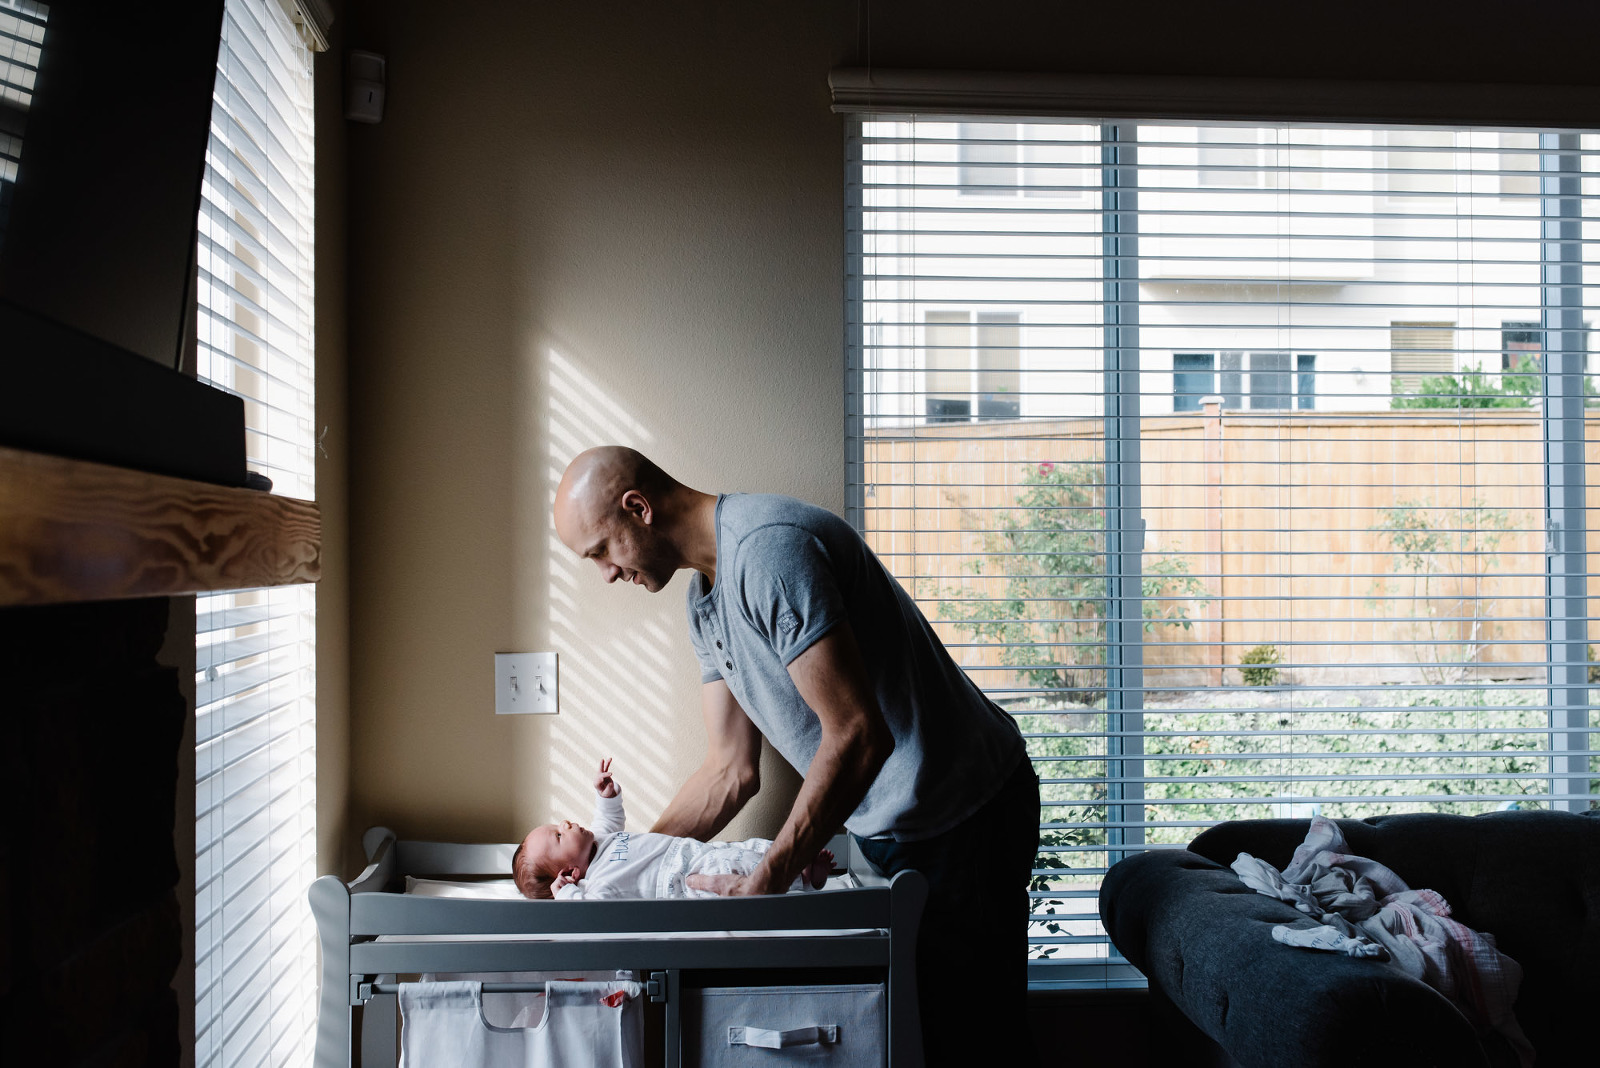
left=193, top=0, right=318, bottom=1063
left=844, top=116, right=1600, bottom=986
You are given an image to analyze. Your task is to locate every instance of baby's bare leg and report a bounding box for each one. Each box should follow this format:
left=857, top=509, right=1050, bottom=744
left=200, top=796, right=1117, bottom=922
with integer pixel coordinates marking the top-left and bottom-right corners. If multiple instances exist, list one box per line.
left=804, top=848, right=835, bottom=890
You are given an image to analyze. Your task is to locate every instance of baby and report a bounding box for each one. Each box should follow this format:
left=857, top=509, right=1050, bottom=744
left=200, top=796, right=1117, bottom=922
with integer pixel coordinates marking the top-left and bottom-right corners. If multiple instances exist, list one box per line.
left=512, top=758, right=834, bottom=900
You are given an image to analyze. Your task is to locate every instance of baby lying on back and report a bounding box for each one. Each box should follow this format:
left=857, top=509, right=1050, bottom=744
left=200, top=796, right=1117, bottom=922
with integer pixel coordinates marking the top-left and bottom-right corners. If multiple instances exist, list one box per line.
left=512, top=758, right=833, bottom=900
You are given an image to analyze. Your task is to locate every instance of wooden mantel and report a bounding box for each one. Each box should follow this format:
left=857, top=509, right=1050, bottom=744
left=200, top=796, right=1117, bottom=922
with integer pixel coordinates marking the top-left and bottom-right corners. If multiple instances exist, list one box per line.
left=0, top=444, right=320, bottom=606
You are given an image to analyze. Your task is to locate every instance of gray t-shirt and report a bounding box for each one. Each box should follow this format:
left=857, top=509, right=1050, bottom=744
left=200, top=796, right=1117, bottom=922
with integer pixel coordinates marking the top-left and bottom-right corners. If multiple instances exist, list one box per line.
left=684, top=493, right=1025, bottom=841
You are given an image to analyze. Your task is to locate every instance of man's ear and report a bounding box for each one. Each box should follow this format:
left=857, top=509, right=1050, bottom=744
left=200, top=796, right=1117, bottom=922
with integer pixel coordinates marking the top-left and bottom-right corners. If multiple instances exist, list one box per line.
left=620, top=489, right=653, bottom=525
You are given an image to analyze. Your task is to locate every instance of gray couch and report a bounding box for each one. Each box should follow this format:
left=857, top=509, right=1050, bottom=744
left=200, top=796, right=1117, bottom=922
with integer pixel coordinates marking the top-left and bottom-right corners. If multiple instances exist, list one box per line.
left=1099, top=811, right=1600, bottom=1068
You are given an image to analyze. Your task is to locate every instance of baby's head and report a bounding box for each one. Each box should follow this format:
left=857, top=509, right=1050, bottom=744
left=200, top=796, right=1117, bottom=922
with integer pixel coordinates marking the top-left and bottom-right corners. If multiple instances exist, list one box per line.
left=511, top=818, right=597, bottom=899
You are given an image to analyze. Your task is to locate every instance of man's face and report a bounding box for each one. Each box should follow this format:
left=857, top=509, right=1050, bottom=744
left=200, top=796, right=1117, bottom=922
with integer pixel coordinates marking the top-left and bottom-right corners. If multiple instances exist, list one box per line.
left=560, top=504, right=675, bottom=592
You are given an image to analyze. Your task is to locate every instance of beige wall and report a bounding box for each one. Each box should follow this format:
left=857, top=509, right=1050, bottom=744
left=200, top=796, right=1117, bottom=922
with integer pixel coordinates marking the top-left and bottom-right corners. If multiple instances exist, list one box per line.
left=342, top=3, right=854, bottom=850
left=315, top=19, right=353, bottom=877
left=335, top=0, right=1600, bottom=864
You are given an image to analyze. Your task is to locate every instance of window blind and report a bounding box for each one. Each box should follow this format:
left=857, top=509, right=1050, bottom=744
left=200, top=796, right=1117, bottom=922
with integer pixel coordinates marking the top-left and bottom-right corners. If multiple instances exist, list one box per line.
left=843, top=116, right=1600, bottom=987
left=194, top=1, right=317, bottom=1063
left=0, top=0, right=49, bottom=245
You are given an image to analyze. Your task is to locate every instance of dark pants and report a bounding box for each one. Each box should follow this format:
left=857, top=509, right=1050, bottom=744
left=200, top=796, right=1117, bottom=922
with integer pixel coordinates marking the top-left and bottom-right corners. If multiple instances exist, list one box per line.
left=854, top=756, right=1040, bottom=1066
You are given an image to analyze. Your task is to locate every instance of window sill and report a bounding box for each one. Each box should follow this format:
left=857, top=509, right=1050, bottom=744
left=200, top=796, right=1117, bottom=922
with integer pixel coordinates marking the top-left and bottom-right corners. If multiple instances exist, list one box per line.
left=0, top=444, right=320, bottom=605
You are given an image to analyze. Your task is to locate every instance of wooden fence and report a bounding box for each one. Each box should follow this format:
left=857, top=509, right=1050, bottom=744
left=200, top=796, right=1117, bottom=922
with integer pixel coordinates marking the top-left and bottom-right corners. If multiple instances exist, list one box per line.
left=862, top=405, right=1600, bottom=688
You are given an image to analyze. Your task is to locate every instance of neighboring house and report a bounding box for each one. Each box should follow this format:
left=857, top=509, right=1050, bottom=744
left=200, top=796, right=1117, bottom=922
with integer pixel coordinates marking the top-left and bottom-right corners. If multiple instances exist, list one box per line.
left=860, top=121, right=1593, bottom=424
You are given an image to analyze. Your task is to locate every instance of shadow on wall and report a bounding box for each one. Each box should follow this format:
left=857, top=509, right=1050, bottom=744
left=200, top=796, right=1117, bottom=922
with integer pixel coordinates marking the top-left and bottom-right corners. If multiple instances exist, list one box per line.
left=516, top=346, right=681, bottom=829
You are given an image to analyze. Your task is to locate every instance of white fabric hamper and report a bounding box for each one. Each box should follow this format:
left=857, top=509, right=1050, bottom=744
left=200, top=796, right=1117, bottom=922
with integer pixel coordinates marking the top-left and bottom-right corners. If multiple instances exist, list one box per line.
left=683, top=983, right=886, bottom=1066
left=399, top=979, right=643, bottom=1068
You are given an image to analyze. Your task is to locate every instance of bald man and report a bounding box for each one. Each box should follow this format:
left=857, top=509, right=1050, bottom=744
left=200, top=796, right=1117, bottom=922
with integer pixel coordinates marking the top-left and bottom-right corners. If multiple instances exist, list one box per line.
left=553, top=446, right=1039, bottom=1062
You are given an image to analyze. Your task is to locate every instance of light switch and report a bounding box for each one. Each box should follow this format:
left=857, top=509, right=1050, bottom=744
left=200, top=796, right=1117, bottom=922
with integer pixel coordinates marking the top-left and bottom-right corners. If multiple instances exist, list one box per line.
left=496, top=652, right=557, bottom=714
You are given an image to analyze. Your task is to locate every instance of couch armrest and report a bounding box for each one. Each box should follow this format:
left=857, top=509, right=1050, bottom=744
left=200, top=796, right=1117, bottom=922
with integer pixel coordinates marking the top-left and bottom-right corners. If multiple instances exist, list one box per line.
left=1100, top=849, right=1489, bottom=1068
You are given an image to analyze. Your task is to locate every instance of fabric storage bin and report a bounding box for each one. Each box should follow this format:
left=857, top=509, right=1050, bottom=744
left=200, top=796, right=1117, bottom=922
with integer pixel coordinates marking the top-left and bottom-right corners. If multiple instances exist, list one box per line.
left=683, top=983, right=885, bottom=1066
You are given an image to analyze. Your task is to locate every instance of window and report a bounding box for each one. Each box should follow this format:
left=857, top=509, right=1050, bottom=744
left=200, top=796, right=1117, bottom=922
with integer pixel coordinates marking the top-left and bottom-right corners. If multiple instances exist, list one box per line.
left=1172, top=353, right=1214, bottom=412
left=1390, top=322, right=1456, bottom=392
left=1198, top=126, right=1270, bottom=187
left=957, top=122, right=1018, bottom=195
left=1502, top=320, right=1541, bottom=372
left=1500, top=132, right=1540, bottom=198
left=1383, top=128, right=1457, bottom=198
left=923, top=310, right=1023, bottom=421
left=0, top=0, right=48, bottom=245
left=1297, top=354, right=1316, bottom=410
left=1248, top=351, right=1291, bottom=409
left=193, top=2, right=318, bottom=1064
left=847, top=117, right=1599, bottom=987
left=959, top=121, right=1092, bottom=198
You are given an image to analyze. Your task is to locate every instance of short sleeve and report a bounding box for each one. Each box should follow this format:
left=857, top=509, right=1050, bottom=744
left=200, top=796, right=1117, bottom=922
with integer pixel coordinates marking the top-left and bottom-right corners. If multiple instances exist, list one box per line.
left=732, top=525, right=847, bottom=665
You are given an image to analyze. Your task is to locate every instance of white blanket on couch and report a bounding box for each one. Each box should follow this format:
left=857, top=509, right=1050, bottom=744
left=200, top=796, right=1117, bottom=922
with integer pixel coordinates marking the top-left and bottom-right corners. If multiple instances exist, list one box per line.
left=1231, top=816, right=1533, bottom=1067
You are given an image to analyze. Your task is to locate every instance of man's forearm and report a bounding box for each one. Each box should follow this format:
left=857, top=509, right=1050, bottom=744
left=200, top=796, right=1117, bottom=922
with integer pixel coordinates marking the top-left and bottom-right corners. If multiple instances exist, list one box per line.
left=748, top=721, right=892, bottom=893
left=649, top=758, right=754, bottom=840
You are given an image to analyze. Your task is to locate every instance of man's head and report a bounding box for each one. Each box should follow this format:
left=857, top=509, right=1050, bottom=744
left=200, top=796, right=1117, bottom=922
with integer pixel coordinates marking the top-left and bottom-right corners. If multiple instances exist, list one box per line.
left=553, top=446, right=684, bottom=592
left=511, top=818, right=597, bottom=899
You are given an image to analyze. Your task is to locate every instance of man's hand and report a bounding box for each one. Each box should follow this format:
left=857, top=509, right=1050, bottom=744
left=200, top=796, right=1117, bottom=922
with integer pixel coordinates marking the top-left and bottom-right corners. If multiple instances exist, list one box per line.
left=552, top=867, right=580, bottom=893
left=686, top=872, right=785, bottom=896
left=595, top=757, right=618, bottom=798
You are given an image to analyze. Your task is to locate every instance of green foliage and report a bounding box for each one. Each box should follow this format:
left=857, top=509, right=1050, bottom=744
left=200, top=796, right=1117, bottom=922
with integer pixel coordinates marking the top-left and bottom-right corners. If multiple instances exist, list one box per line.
left=1391, top=355, right=1597, bottom=409
left=1391, top=355, right=1537, bottom=409
left=1368, top=498, right=1516, bottom=684
left=1239, top=644, right=1281, bottom=687
left=936, top=461, right=1210, bottom=703
left=1590, top=645, right=1600, bottom=685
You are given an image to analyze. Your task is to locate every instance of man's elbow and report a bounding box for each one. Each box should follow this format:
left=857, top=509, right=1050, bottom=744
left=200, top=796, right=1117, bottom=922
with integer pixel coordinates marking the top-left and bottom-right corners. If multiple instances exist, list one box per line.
left=856, top=716, right=895, bottom=774
left=731, top=763, right=761, bottom=807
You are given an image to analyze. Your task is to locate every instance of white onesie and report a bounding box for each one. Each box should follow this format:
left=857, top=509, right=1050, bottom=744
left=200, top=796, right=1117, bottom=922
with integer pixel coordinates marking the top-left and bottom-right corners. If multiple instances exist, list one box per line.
left=553, top=788, right=815, bottom=900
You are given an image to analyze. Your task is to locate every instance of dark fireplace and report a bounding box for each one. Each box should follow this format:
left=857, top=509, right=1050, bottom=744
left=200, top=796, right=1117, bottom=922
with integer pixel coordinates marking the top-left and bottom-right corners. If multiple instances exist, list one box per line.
left=1, top=597, right=185, bottom=1065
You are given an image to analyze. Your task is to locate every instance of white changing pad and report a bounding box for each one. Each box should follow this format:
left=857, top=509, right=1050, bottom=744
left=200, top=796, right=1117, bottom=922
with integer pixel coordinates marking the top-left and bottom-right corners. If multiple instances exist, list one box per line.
left=407, top=876, right=528, bottom=900
left=404, top=874, right=851, bottom=900
left=383, top=876, right=878, bottom=941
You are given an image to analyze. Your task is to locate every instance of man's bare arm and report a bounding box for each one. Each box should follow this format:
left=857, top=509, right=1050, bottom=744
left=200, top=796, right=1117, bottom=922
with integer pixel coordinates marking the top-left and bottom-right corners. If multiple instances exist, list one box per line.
left=649, top=680, right=764, bottom=840
left=721, top=622, right=894, bottom=896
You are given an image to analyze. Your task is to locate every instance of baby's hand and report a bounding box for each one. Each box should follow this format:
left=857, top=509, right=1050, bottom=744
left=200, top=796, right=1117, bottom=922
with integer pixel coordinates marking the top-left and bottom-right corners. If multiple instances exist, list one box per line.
left=595, top=757, right=619, bottom=798
left=552, top=867, right=580, bottom=893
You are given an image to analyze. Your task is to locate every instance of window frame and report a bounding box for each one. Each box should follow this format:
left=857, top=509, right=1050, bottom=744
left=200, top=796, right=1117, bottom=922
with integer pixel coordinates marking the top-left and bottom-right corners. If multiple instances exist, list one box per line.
left=843, top=115, right=1597, bottom=990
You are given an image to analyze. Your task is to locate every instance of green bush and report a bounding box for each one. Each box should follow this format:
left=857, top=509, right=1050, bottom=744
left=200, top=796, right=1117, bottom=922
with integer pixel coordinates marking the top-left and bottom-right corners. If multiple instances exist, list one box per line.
left=935, top=461, right=1209, bottom=704
left=1239, top=644, right=1281, bottom=687
left=1368, top=498, right=1514, bottom=684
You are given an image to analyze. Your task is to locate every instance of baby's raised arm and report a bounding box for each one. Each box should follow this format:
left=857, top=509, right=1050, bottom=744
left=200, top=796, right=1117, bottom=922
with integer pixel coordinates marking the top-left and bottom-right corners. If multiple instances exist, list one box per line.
left=591, top=757, right=625, bottom=833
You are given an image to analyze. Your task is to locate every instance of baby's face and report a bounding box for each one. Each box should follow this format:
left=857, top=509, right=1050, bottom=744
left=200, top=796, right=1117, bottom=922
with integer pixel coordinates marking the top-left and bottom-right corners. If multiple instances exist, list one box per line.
left=522, top=818, right=596, bottom=881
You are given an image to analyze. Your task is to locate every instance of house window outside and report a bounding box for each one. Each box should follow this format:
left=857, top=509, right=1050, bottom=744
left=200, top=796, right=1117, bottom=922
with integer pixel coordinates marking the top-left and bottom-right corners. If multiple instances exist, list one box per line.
left=1500, top=132, right=1540, bottom=198
left=1298, top=354, right=1316, bottom=410
left=848, top=116, right=1599, bottom=986
left=1173, top=353, right=1214, bottom=411
left=1383, top=129, right=1457, bottom=198
left=1248, top=351, right=1292, bottom=409
left=1198, top=126, right=1270, bottom=188
left=923, top=310, right=1023, bottom=421
left=959, top=121, right=1092, bottom=199
left=1502, top=320, right=1541, bottom=372
left=977, top=313, right=1022, bottom=418
left=1390, top=322, right=1456, bottom=393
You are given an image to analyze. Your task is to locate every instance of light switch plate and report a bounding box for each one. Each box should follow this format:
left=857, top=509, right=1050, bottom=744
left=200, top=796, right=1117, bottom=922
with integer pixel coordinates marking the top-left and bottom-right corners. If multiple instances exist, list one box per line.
left=495, top=652, right=557, bottom=714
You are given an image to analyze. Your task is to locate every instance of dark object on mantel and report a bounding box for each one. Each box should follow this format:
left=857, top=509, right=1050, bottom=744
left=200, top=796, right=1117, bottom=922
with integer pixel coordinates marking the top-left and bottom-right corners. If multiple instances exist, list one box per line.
left=1099, top=811, right=1600, bottom=1068
left=1, top=298, right=247, bottom=486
